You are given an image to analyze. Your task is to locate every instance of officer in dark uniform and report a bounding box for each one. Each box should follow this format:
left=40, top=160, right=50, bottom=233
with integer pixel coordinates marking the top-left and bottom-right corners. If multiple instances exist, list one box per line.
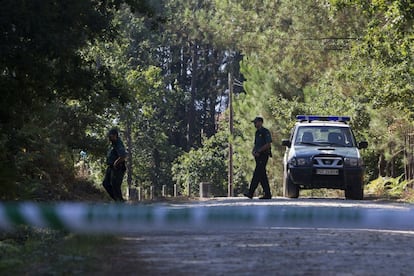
left=244, top=117, right=272, bottom=199
left=102, top=128, right=127, bottom=201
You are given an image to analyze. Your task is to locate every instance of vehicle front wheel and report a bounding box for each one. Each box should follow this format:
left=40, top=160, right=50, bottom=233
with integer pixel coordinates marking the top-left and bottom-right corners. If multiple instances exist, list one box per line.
left=345, top=182, right=363, bottom=200
left=283, top=173, right=299, bottom=198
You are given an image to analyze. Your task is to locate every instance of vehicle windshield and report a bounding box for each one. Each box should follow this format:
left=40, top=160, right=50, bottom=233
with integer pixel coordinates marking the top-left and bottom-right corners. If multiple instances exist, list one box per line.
left=294, top=125, right=356, bottom=147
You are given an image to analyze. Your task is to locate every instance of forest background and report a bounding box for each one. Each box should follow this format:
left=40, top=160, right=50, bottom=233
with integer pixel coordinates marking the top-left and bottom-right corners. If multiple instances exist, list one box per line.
left=1, top=0, right=413, bottom=200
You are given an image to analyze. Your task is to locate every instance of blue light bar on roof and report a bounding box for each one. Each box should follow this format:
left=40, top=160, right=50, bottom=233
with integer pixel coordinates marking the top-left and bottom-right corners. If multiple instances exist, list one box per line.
left=296, top=115, right=351, bottom=122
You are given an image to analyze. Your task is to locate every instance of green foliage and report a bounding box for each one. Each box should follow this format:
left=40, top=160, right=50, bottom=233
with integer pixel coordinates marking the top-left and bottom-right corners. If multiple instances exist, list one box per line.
left=1, top=0, right=413, bottom=200
left=0, top=0, right=135, bottom=199
left=172, top=131, right=228, bottom=196
left=366, top=175, right=414, bottom=198
left=330, top=0, right=414, bottom=111
left=0, top=227, right=117, bottom=274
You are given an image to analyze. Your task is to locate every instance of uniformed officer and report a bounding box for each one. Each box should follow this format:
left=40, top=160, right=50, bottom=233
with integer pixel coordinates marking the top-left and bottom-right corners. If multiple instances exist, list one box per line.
left=244, top=117, right=272, bottom=199
left=102, top=128, right=127, bottom=201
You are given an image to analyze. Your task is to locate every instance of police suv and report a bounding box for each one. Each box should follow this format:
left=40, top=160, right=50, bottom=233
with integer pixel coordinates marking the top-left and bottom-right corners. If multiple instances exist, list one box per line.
left=282, top=115, right=368, bottom=200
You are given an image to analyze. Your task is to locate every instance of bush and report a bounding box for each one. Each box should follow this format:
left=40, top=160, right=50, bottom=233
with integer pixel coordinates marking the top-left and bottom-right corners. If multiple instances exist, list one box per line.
left=172, top=132, right=228, bottom=197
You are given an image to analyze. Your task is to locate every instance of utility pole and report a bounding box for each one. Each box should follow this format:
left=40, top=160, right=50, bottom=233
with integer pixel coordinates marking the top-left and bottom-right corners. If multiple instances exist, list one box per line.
left=228, top=72, right=234, bottom=197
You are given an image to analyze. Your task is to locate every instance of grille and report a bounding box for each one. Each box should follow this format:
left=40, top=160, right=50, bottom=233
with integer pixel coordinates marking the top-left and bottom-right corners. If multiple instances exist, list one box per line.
left=313, top=156, right=343, bottom=168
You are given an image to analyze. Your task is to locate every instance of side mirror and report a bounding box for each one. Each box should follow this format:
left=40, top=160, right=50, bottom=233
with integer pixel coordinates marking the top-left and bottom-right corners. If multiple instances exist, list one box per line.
left=358, top=141, right=368, bottom=149
left=282, top=139, right=291, bottom=147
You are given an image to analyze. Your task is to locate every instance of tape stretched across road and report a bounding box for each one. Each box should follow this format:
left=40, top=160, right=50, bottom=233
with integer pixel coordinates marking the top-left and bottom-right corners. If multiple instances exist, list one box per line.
left=0, top=202, right=414, bottom=233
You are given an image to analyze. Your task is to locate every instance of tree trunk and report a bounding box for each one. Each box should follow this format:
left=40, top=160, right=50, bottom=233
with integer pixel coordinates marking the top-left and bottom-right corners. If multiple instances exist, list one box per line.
left=378, top=152, right=387, bottom=177
left=125, top=118, right=133, bottom=191
left=187, top=41, right=198, bottom=150
left=169, top=44, right=190, bottom=150
left=405, top=128, right=414, bottom=183
left=152, top=148, right=161, bottom=196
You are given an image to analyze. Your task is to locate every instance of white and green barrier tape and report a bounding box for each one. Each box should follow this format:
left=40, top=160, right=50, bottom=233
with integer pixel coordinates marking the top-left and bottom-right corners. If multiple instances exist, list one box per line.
left=0, top=202, right=413, bottom=233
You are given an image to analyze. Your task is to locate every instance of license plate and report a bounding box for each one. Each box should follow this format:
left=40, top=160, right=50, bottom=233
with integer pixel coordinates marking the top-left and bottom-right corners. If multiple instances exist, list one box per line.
left=316, top=169, right=339, bottom=175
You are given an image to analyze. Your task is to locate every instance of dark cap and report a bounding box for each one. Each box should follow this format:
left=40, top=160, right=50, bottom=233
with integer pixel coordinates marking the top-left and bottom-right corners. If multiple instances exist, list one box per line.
left=107, top=128, right=119, bottom=136
left=251, top=117, right=264, bottom=123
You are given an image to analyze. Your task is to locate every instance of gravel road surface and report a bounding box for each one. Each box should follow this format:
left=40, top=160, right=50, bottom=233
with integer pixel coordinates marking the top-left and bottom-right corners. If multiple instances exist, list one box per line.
left=99, top=198, right=414, bottom=276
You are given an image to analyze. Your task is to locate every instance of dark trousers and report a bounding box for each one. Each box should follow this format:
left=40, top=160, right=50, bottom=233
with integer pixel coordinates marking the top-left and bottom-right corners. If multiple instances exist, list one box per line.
left=102, top=166, right=125, bottom=201
left=248, top=155, right=271, bottom=197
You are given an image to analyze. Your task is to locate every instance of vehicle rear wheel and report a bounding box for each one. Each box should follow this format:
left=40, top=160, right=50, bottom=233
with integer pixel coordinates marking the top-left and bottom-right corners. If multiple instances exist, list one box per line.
left=345, top=182, right=363, bottom=200
left=283, top=173, right=299, bottom=198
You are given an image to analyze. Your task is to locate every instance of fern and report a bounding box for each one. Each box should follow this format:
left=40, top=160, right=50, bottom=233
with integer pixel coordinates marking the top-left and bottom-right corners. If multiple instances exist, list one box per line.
left=366, top=175, right=412, bottom=198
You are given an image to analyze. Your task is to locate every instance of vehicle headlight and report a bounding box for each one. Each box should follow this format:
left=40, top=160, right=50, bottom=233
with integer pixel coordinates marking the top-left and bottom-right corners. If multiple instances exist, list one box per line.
left=297, top=158, right=308, bottom=166
left=344, top=157, right=361, bottom=167
left=289, top=157, right=309, bottom=166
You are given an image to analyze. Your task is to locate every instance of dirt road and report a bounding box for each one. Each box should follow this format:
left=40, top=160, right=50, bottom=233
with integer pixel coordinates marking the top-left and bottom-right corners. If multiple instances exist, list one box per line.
left=99, top=198, right=414, bottom=276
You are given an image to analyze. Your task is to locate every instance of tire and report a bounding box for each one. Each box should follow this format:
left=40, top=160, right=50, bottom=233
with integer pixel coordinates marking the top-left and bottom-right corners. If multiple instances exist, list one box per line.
left=345, top=182, right=364, bottom=200
left=283, top=173, right=299, bottom=198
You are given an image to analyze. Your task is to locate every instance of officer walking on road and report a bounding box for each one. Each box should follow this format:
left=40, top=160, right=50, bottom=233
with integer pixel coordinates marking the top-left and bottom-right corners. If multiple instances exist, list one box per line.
left=103, top=128, right=127, bottom=201
left=244, top=117, right=272, bottom=199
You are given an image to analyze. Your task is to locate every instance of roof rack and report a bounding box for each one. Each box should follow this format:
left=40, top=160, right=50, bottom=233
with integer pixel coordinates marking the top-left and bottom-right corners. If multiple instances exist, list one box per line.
left=296, top=115, right=350, bottom=123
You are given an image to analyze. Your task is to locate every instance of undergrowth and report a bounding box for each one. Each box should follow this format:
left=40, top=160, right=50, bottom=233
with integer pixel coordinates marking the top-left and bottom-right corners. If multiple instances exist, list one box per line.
left=0, top=226, right=117, bottom=275
left=366, top=175, right=414, bottom=202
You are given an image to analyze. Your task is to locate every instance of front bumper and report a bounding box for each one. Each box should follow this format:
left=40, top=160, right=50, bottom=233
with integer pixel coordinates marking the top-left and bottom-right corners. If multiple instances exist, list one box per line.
left=289, top=166, right=364, bottom=189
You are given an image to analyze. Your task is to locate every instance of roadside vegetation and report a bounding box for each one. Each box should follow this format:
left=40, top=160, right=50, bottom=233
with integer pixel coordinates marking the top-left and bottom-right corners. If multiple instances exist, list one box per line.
left=0, top=227, right=118, bottom=275
left=366, top=176, right=414, bottom=202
